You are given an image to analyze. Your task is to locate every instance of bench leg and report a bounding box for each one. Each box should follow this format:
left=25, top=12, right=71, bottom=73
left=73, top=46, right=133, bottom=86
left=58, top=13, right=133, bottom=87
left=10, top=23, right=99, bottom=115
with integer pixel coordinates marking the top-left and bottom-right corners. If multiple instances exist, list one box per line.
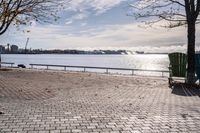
left=168, top=78, right=172, bottom=87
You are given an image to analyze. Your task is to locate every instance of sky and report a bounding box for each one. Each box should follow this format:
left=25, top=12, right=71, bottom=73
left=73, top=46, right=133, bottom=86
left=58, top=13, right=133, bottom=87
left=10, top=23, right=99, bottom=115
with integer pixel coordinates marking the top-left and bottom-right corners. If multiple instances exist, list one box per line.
left=0, top=0, right=200, bottom=53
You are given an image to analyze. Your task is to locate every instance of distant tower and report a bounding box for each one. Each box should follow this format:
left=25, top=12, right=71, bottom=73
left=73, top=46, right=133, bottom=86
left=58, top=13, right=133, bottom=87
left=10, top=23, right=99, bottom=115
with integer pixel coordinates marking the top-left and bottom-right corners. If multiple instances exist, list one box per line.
left=25, top=38, right=29, bottom=54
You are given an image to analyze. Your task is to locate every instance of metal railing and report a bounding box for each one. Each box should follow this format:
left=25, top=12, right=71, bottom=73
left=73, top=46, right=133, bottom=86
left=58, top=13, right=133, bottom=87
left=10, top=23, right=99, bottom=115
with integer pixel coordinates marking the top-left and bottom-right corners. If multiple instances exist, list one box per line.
left=30, top=63, right=169, bottom=77
left=0, top=62, right=14, bottom=67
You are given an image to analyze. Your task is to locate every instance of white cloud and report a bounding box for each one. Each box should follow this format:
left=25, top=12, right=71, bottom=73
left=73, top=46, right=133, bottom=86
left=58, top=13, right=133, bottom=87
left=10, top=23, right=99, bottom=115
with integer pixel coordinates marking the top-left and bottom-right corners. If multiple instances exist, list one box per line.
left=65, top=20, right=73, bottom=25
left=81, top=22, right=87, bottom=26
left=68, top=0, right=125, bottom=13
left=65, top=11, right=89, bottom=25
left=89, top=0, right=126, bottom=15
left=65, top=0, right=126, bottom=24
left=8, top=21, right=198, bottom=53
left=1, top=0, right=199, bottom=54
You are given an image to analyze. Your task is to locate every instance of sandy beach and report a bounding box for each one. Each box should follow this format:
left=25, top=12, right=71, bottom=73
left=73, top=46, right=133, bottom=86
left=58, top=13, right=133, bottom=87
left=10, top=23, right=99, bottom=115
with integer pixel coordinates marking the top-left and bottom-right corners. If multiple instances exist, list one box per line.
left=0, top=69, right=200, bottom=132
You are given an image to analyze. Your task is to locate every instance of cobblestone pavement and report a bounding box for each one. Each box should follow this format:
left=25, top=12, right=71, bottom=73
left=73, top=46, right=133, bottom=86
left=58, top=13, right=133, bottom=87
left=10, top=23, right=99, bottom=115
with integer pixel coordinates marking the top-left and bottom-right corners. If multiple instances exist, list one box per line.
left=0, top=69, right=200, bottom=133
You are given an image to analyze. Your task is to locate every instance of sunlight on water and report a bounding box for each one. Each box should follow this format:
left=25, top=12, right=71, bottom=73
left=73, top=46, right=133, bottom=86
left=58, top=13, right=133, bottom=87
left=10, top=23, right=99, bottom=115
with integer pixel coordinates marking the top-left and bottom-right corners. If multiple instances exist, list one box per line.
left=1, top=54, right=169, bottom=76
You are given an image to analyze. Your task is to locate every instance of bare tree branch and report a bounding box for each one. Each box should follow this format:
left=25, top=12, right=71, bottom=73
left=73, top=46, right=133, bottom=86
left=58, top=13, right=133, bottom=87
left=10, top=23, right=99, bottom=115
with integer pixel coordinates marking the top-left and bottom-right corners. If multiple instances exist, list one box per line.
left=129, top=0, right=199, bottom=28
left=169, top=0, right=185, bottom=7
left=0, top=0, right=70, bottom=35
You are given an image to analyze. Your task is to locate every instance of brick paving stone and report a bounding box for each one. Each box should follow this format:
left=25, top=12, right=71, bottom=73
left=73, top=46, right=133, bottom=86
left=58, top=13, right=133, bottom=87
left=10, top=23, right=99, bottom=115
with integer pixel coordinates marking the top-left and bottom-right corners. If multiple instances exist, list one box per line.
left=1, top=128, right=12, bottom=132
left=38, top=131, right=49, bottom=133
left=0, top=70, right=200, bottom=133
left=61, top=129, right=71, bottom=133
left=49, top=130, right=60, bottom=133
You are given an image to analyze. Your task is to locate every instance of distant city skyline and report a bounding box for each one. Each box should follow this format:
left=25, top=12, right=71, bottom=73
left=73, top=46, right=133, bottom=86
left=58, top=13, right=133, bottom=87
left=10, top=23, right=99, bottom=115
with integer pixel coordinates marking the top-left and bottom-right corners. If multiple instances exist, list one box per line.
left=0, top=0, right=200, bottom=53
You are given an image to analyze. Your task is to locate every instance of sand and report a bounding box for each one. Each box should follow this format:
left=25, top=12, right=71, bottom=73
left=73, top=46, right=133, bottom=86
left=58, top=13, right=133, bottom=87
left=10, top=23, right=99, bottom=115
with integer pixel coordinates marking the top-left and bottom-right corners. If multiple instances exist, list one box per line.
left=0, top=68, right=166, bottom=101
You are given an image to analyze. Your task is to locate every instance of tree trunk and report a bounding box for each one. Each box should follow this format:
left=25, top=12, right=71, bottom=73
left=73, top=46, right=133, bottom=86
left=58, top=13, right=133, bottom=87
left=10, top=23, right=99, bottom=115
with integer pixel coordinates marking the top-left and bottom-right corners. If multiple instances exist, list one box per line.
left=186, top=21, right=196, bottom=84
left=0, top=54, right=1, bottom=68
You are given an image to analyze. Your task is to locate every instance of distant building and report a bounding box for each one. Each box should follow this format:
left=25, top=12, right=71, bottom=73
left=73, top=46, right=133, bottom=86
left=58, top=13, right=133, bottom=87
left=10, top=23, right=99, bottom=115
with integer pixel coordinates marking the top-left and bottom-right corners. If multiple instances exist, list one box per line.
left=7, top=43, right=10, bottom=52
left=0, top=45, right=5, bottom=53
left=11, top=45, right=18, bottom=53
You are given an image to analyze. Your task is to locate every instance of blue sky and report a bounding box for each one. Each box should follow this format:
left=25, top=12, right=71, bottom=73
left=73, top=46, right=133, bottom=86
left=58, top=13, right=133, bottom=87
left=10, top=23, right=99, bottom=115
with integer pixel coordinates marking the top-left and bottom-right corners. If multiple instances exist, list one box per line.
left=0, top=0, right=200, bottom=52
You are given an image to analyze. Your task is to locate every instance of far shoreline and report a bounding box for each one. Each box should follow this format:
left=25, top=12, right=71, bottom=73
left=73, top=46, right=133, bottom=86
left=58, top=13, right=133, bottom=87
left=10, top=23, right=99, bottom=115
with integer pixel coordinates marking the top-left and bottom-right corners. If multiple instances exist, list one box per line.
left=0, top=53, right=169, bottom=55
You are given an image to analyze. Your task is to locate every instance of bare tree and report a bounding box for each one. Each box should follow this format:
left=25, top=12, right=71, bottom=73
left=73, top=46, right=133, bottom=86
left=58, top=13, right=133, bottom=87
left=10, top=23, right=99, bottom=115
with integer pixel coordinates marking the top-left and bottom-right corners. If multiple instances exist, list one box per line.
left=129, top=0, right=200, bottom=84
left=0, top=0, right=69, bottom=68
left=0, top=0, right=68, bottom=35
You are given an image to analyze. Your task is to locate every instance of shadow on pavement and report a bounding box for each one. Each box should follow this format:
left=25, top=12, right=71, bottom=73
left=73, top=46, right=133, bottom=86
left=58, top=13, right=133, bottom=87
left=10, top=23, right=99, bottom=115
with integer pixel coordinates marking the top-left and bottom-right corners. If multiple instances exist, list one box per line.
left=171, top=83, right=200, bottom=97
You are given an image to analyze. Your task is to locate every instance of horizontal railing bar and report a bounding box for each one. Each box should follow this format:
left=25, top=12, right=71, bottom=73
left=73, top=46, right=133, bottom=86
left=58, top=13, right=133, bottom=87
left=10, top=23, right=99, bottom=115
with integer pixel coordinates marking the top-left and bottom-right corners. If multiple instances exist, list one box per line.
left=30, top=63, right=169, bottom=73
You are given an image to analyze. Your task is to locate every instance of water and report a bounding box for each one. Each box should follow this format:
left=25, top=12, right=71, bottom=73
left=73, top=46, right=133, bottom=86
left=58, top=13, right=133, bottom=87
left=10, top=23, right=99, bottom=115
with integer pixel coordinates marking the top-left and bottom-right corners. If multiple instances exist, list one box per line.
left=1, top=54, right=169, bottom=76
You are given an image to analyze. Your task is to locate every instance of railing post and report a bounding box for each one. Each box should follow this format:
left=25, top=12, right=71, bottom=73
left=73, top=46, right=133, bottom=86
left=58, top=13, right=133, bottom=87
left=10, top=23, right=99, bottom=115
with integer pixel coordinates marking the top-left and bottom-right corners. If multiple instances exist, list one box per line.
left=132, top=70, right=134, bottom=75
left=84, top=68, right=86, bottom=72
left=47, top=66, right=48, bottom=70
left=64, top=66, right=66, bottom=71
left=31, top=65, right=33, bottom=69
left=106, top=69, right=108, bottom=74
